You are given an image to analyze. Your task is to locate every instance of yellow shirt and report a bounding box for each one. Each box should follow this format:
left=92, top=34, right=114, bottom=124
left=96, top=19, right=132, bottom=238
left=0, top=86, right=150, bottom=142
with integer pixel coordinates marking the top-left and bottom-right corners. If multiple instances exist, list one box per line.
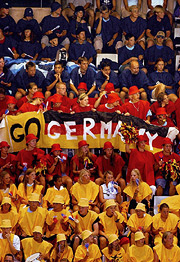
left=50, top=246, right=73, bottom=262
left=159, top=195, right=180, bottom=218
left=123, top=182, right=152, bottom=202
left=0, top=234, right=15, bottom=260
left=0, top=184, right=18, bottom=210
left=21, top=238, right=53, bottom=260
left=99, top=211, right=124, bottom=236
left=43, top=186, right=70, bottom=208
left=127, top=213, right=153, bottom=231
left=153, top=243, right=180, bottom=262
left=176, top=184, right=180, bottom=195
left=17, top=183, right=43, bottom=202
left=102, top=246, right=128, bottom=261
left=74, top=243, right=101, bottom=262
left=0, top=209, right=19, bottom=229
left=129, top=244, right=154, bottom=262
left=70, top=181, right=99, bottom=202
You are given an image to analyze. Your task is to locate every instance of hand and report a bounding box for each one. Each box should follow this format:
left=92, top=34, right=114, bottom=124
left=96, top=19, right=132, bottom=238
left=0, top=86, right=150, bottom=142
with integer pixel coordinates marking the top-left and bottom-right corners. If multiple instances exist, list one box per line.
left=54, top=74, right=59, bottom=80
left=21, top=53, right=26, bottom=58
left=5, top=233, right=11, bottom=240
left=116, top=110, right=121, bottom=114
left=86, top=250, right=90, bottom=257
left=54, top=157, right=59, bottom=165
left=113, top=211, right=118, bottom=220
left=99, top=13, right=103, bottom=20
left=107, top=39, right=114, bottom=47
left=47, top=30, right=53, bottom=35
left=145, top=120, right=150, bottom=124
left=135, top=186, right=139, bottom=194
left=124, top=112, right=130, bottom=116
left=100, top=90, right=107, bottom=97
left=158, top=227, right=164, bottom=232
left=101, top=70, right=109, bottom=80
left=13, top=53, right=19, bottom=59
left=56, top=33, right=62, bottom=37
left=58, top=110, right=63, bottom=113
left=138, top=55, right=143, bottom=60
left=91, top=108, right=96, bottom=112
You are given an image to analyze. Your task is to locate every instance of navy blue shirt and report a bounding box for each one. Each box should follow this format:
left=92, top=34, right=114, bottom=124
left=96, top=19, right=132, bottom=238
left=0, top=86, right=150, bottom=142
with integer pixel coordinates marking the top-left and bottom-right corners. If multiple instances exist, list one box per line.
left=70, top=66, right=96, bottom=90
left=69, top=40, right=96, bottom=61
left=122, top=16, right=147, bottom=40
left=0, top=37, right=17, bottom=58
left=95, top=70, right=119, bottom=90
left=119, top=69, right=149, bottom=90
left=16, top=18, right=41, bottom=38
left=17, top=41, right=42, bottom=59
left=147, top=14, right=171, bottom=36
left=118, top=44, right=144, bottom=66
left=0, top=15, right=16, bottom=35
left=45, top=69, right=70, bottom=94
left=68, top=19, right=91, bottom=42
left=38, top=44, right=63, bottom=60
left=0, top=68, right=15, bottom=95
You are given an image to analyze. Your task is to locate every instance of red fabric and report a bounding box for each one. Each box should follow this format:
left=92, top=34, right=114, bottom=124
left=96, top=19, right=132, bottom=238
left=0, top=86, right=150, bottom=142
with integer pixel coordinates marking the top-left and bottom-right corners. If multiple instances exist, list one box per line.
left=0, top=95, right=11, bottom=111
left=175, top=98, right=180, bottom=130
left=18, top=103, right=39, bottom=113
left=73, top=104, right=93, bottom=113
left=0, top=153, right=17, bottom=182
left=0, top=109, right=17, bottom=117
left=49, top=105, right=71, bottom=113
left=46, top=95, right=73, bottom=110
left=95, top=154, right=125, bottom=178
left=126, top=149, right=155, bottom=185
left=151, top=118, right=175, bottom=127
left=16, top=148, right=45, bottom=168
left=71, top=97, right=96, bottom=107
left=121, top=100, right=150, bottom=120
left=97, top=104, right=122, bottom=113
left=45, top=152, right=69, bottom=177
left=16, top=96, right=28, bottom=109
left=100, top=96, right=122, bottom=105
left=151, top=100, right=175, bottom=115
left=0, top=37, right=5, bottom=44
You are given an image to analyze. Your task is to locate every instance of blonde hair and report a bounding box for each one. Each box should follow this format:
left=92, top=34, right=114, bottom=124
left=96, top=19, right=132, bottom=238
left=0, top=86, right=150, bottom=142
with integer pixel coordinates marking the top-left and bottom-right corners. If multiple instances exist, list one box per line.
left=78, top=169, right=90, bottom=184
left=130, top=5, right=139, bottom=12
left=78, top=93, right=88, bottom=103
left=130, top=168, right=142, bottom=185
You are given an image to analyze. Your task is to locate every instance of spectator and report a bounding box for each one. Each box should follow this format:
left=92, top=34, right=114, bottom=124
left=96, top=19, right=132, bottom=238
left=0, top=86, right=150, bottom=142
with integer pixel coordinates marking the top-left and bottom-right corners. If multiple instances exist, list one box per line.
left=0, top=27, right=19, bottom=59
left=97, top=93, right=122, bottom=113
left=0, top=88, right=12, bottom=111
left=16, top=82, right=38, bottom=109
left=147, top=1, right=173, bottom=25
left=121, top=0, right=144, bottom=18
left=0, top=2, right=16, bottom=37
left=0, top=96, right=17, bottom=120
left=72, top=93, right=94, bottom=112
left=0, top=56, right=15, bottom=96
left=95, top=0, right=120, bottom=19
left=3, top=254, right=14, bottom=262
left=0, top=197, right=18, bottom=229
left=151, top=107, right=176, bottom=127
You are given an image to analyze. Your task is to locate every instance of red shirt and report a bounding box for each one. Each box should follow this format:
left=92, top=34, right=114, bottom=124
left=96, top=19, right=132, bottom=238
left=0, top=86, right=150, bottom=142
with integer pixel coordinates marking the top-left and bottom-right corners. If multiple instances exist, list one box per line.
left=17, top=148, right=45, bottom=169
left=175, top=98, right=180, bottom=130
left=45, top=152, right=69, bottom=177
left=71, top=97, right=97, bottom=107
left=0, top=95, right=11, bottom=111
left=122, top=100, right=150, bottom=120
left=0, top=153, right=17, bottom=182
left=18, top=103, right=39, bottom=113
left=151, top=118, right=175, bottom=127
left=97, top=104, right=122, bottom=113
left=46, top=95, right=73, bottom=110
left=17, top=96, right=28, bottom=109
left=73, top=104, right=93, bottom=113
left=151, top=101, right=175, bottom=116
left=0, top=109, right=17, bottom=117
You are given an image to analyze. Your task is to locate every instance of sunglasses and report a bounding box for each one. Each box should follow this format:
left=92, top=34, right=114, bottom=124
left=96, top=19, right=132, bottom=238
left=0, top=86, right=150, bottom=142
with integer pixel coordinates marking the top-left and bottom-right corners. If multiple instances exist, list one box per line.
left=157, top=35, right=165, bottom=39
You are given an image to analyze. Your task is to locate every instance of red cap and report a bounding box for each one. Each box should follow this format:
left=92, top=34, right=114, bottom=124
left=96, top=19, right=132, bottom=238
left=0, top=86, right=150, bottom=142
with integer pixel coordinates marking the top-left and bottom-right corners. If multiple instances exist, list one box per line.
left=107, top=93, right=120, bottom=104
left=7, top=96, right=17, bottom=105
left=26, top=134, right=38, bottom=144
left=162, top=137, right=173, bottom=145
left=0, top=141, right=10, bottom=149
left=78, top=140, right=89, bottom=149
left=77, top=82, right=87, bottom=91
left=103, top=141, right=114, bottom=150
left=156, top=107, right=167, bottom=115
left=51, top=94, right=63, bottom=103
left=129, top=86, right=139, bottom=96
left=32, top=92, right=45, bottom=99
left=105, top=83, right=115, bottom=94
left=51, top=143, right=62, bottom=152
left=137, top=135, right=147, bottom=142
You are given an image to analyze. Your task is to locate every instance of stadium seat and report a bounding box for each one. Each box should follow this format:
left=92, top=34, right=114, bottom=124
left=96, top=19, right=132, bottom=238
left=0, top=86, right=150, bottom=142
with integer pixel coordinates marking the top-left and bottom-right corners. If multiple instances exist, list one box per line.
left=175, top=54, right=180, bottom=70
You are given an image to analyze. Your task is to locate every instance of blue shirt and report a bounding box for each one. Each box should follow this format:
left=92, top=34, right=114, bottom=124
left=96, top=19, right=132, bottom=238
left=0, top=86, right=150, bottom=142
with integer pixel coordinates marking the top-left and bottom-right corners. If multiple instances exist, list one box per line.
left=38, top=44, right=63, bottom=60
left=0, top=15, right=16, bottom=35
left=118, top=44, right=144, bottom=66
left=119, top=69, right=149, bottom=90
left=95, top=70, right=119, bottom=90
left=0, top=37, right=17, bottom=58
left=17, top=41, right=42, bottom=58
left=122, top=16, right=147, bottom=40
left=69, top=40, right=96, bottom=61
left=147, top=14, right=171, bottom=36
left=70, top=66, right=96, bottom=90
left=16, top=18, right=41, bottom=39
left=45, top=69, right=70, bottom=94
left=68, top=19, right=91, bottom=42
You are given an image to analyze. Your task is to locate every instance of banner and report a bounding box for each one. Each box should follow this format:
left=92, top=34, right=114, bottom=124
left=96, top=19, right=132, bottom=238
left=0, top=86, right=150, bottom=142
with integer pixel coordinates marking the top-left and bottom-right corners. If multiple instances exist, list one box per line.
left=2, top=111, right=179, bottom=153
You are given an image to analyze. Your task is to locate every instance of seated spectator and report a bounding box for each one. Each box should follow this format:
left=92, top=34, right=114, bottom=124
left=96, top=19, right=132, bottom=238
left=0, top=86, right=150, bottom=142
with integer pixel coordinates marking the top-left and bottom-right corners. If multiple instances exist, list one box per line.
left=121, top=0, right=144, bottom=18
left=70, top=169, right=99, bottom=212
left=68, top=27, right=96, bottom=64
left=96, top=60, right=120, bottom=92
left=3, top=254, right=15, bottom=262
left=147, top=1, right=173, bottom=25
left=145, top=31, right=174, bottom=74
left=72, top=93, right=94, bottom=113
left=0, top=56, right=15, bottom=96
left=74, top=230, right=102, bottom=262
left=95, top=141, right=125, bottom=191
left=16, top=82, right=38, bottom=109
left=127, top=203, right=153, bottom=245
left=152, top=203, right=179, bottom=245
left=99, top=170, right=122, bottom=211
left=0, top=197, right=18, bottom=230
left=15, top=62, right=45, bottom=99
left=43, top=175, right=70, bottom=208
left=48, top=94, right=71, bottom=113
left=0, top=2, right=16, bottom=37
left=148, top=58, right=177, bottom=101
left=0, top=220, right=20, bottom=259
left=123, top=168, right=152, bottom=214
left=45, top=143, right=72, bottom=190
left=21, top=226, right=53, bottom=260
left=68, top=6, right=91, bottom=43
left=16, top=8, right=41, bottom=40
left=94, top=5, right=122, bottom=54
left=0, top=88, right=13, bottom=111
left=122, top=5, right=146, bottom=50
left=40, top=2, right=69, bottom=50
left=95, top=0, right=120, bottom=19
left=154, top=137, right=180, bottom=196
left=95, top=83, right=118, bottom=106
left=121, top=86, right=151, bottom=122
left=70, top=56, right=97, bottom=98
left=97, top=93, right=122, bottom=113
left=50, top=233, right=73, bottom=262
left=70, top=140, right=97, bottom=182
left=0, top=27, right=19, bottom=59
left=119, top=61, right=149, bottom=102
left=118, top=33, right=145, bottom=71
left=45, top=61, right=70, bottom=99
left=146, top=6, right=173, bottom=50
left=17, top=26, right=41, bottom=60
left=151, top=107, right=176, bottom=127
left=0, top=96, right=17, bottom=120
left=129, top=231, right=154, bottom=261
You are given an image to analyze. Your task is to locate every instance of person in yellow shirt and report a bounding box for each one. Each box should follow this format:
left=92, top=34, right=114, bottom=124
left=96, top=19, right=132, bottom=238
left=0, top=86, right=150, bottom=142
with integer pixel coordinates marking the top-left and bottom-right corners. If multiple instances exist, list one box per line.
left=74, top=230, right=102, bottom=262
left=71, top=198, right=99, bottom=252
left=129, top=232, right=154, bottom=262
left=0, top=197, right=18, bottom=232
left=21, top=226, right=53, bottom=261
left=152, top=203, right=179, bottom=245
left=153, top=231, right=180, bottom=262
left=18, top=193, right=47, bottom=237
left=99, top=199, right=129, bottom=251
left=50, top=233, right=73, bottom=262
left=127, top=203, right=153, bottom=245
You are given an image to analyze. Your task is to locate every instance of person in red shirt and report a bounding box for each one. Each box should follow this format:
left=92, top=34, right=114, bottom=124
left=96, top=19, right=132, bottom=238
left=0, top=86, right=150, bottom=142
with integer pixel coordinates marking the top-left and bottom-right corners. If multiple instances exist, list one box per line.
left=154, top=137, right=180, bottom=196
left=70, top=140, right=97, bottom=182
left=48, top=93, right=70, bottom=113
left=97, top=93, right=122, bottom=113
left=16, top=82, right=38, bottom=109
left=151, top=107, right=176, bottom=128
left=95, top=141, right=126, bottom=192
left=72, top=93, right=95, bottom=113
left=0, top=96, right=17, bottom=119
left=0, top=88, right=11, bottom=111
left=45, top=143, right=72, bottom=191
left=122, top=85, right=151, bottom=122
left=0, top=141, right=17, bottom=183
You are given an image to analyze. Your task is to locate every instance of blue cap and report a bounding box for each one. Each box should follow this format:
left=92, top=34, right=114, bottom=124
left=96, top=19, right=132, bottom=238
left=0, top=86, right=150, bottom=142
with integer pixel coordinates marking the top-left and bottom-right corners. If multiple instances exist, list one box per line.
left=0, top=2, right=10, bottom=9
left=24, top=7, right=33, bottom=17
left=51, top=2, right=61, bottom=12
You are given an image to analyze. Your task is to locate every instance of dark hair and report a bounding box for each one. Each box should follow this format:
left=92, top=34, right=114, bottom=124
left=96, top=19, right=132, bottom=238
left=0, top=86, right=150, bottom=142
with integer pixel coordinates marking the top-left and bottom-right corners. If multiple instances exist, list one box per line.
left=104, top=170, right=114, bottom=181
left=125, top=33, right=135, bottom=41
left=27, top=82, right=37, bottom=91
left=4, top=254, right=14, bottom=261
left=100, top=60, right=111, bottom=69
left=78, top=56, right=88, bottom=64
left=0, top=88, right=5, bottom=95
left=100, top=4, right=109, bottom=12
left=21, top=29, right=35, bottom=43
left=154, top=58, right=165, bottom=71
left=54, top=60, right=64, bottom=68
left=26, top=61, right=36, bottom=70
left=157, top=92, right=166, bottom=107
left=53, top=174, right=62, bottom=183
left=160, top=203, right=169, bottom=211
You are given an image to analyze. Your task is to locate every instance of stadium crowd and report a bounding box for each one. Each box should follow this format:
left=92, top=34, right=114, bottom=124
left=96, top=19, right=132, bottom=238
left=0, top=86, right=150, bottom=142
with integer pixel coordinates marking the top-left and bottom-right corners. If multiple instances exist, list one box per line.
left=1, top=0, right=180, bottom=261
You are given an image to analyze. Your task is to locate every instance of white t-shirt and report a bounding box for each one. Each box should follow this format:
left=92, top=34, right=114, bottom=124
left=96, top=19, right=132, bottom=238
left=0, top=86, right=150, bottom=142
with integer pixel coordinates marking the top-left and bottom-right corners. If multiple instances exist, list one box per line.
left=0, top=233, right=20, bottom=251
left=151, top=0, right=164, bottom=7
left=101, top=184, right=116, bottom=200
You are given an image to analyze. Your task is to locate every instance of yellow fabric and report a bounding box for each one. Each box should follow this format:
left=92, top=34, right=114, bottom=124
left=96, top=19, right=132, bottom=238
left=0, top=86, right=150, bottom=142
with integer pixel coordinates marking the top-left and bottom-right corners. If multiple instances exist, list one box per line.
left=74, top=243, right=101, bottom=262
left=0, top=209, right=18, bottom=229
left=17, top=183, right=43, bottom=202
left=43, top=187, right=70, bottom=208
left=46, top=209, right=71, bottom=237
left=152, top=213, right=179, bottom=245
left=127, top=213, right=153, bottom=231
left=70, top=181, right=99, bottom=202
left=0, top=234, right=15, bottom=260
left=71, top=210, right=98, bottom=233
left=129, top=244, right=154, bottom=262
left=176, top=184, right=180, bottom=195
left=21, top=238, right=53, bottom=260
left=123, top=182, right=152, bottom=202
left=50, top=246, right=73, bottom=262
left=159, top=195, right=180, bottom=218
left=153, top=243, right=180, bottom=262
left=102, top=246, right=128, bottom=261
left=19, top=206, right=47, bottom=236
left=0, top=184, right=18, bottom=209
left=99, top=211, right=124, bottom=236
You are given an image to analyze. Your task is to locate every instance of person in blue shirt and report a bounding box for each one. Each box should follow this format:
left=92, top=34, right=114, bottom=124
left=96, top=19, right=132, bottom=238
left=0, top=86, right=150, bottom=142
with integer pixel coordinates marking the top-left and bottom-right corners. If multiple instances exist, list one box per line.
left=70, top=56, right=97, bottom=98
left=0, top=26, right=19, bottom=59
left=40, top=2, right=70, bottom=50
left=0, top=1, right=16, bottom=37
left=69, top=27, right=96, bottom=64
left=95, top=0, right=120, bottom=20
left=45, top=61, right=70, bottom=98
left=96, top=60, right=119, bottom=92
left=122, top=5, right=147, bottom=50
left=0, top=56, right=15, bottom=96
left=16, top=8, right=41, bottom=41
left=94, top=5, right=122, bottom=54
left=146, top=6, right=173, bottom=50
left=15, top=61, right=46, bottom=100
